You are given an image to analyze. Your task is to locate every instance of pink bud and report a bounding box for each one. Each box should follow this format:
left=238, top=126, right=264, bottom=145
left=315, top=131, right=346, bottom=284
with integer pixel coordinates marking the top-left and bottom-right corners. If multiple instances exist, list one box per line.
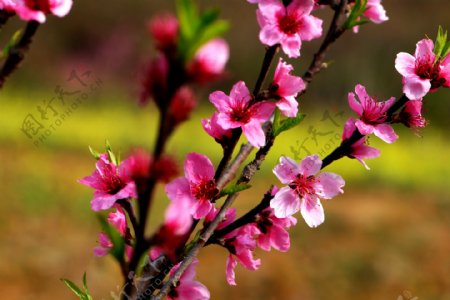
left=169, top=86, right=197, bottom=125
left=148, top=14, right=179, bottom=51
left=188, top=38, right=229, bottom=84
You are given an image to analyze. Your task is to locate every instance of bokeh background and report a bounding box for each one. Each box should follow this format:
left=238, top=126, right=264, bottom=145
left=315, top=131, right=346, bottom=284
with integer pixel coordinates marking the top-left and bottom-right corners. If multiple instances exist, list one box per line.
left=1, top=1, right=450, bottom=299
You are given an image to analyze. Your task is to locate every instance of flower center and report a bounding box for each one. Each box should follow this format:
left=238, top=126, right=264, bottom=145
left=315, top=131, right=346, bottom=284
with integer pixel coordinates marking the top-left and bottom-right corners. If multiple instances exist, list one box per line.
left=278, top=13, right=301, bottom=35
left=416, top=60, right=445, bottom=89
left=361, top=98, right=388, bottom=124
left=230, top=104, right=251, bottom=123
left=289, top=174, right=316, bottom=197
left=191, top=179, right=218, bottom=200
left=25, top=0, right=51, bottom=13
left=256, top=210, right=273, bottom=234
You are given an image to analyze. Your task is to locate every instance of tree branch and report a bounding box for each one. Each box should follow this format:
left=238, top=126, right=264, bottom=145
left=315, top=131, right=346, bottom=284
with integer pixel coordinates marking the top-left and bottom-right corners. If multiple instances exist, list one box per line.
left=0, top=21, right=40, bottom=89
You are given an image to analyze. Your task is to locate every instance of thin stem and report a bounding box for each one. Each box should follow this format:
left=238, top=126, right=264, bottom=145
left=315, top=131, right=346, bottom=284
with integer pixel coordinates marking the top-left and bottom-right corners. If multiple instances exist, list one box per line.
left=214, top=45, right=279, bottom=181
left=302, top=0, right=348, bottom=85
left=207, top=188, right=274, bottom=245
left=0, top=21, right=40, bottom=89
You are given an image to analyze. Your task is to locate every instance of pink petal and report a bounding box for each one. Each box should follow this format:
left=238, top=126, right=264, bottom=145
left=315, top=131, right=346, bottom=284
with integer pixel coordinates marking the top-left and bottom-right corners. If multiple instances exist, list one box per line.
left=90, top=193, right=119, bottom=211
left=364, top=3, right=388, bottom=23
left=230, top=81, right=252, bottom=107
left=298, top=15, right=323, bottom=41
left=271, top=186, right=300, bottom=218
left=342, top=118, right=356, bottom=140
left=403, top=75, right=431, bottom=100
left=276, top=97, right=298, bottom=117
left=192, top=199, right=214, bottom=220
left=315, top=172, right=345, bottom=199
left=299, top=154, right=322, bottom=177
left=280, top=34, right=302, bottom=58
left=226, top=255, right=238, bottom=285
left=176, top=282, right=210, bottom=300
left=165, top=177, right=191, bottom=202
left=395, top=52, right=416, bottom=77
left=415, top=39, right=436, bottom=66
left=184, top=153, right=215, bottom=184
left=273, top=156, right=300, bottom=184
left=165, top=196, right=194, bottom=235
left=259, top=24, right=283, bottom=46
left=287, top=0, right=314, bottom=15
left=209, top=90, right=232, bottom=112
left=250, top=101, right=276, bottom=122
left=355, top=119, right=374, bottom=135
left=354, top=84, right=370, bottom=108
left=300, top=194, right=324, bottom=228
left=269, top=224, right=291, bottom=252
left=373, top=123, right=398, bottom=144
left=348, top=92, right=363, bottom=116
left=242, top=120, right=266, bottom=148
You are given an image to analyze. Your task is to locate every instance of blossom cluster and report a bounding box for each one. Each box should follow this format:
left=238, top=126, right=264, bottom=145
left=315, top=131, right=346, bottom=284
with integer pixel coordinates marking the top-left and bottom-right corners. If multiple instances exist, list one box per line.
left=73, top=1, right=450, bottom=299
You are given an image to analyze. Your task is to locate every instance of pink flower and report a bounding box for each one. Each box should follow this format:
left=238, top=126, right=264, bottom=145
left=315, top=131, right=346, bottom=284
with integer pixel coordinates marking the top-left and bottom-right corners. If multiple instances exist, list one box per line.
left=0, top=0, right=16, bottom=11
left=364, top=0, right=388, bottom=24
left=169, top=86, right=197, bottom=125
left=188, top=38, right=229, bottom=84
left=224, top=225, right=261, bottom=285
left=204, top=206, right=236, bottom=231
left=256, top=0, right=323, bottom=58
left=148, top=14, right=179, bottom=51
left=396, top=39, right=450, bottom=100
left=254, top=207, right=297, bottom=252
left=270, top=58, right=305, bottom=117
left=342, top=118, right=380, bottom=170
left=108, top=208, right=127, bottom=236
left=348, top=84, right=398, bottom=143
left=13, top=0, right=72, bottom=23
left=398, top=100, right=427, bottom=129
left=166, top=153, right=218, bottom=219
left=93, top=232, right=113, bottom=257
left=352, top=0, right=388, bottom=33
left=79, top=154, right=137, bottom=212
left=202, top=112, right=233, bottom=144
left=167, top=259, right=210, bottom=300
left=209, top=81, right=275, bottom=147
left=271, top=155, right=345, bottom=227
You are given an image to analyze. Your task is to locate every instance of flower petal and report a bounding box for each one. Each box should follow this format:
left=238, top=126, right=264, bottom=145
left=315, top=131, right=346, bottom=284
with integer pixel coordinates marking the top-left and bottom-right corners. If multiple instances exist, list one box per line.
left=273, top=156, right=300, bottom=184
left=395, top=52, right=416, bottom=77
left=184, top=153, right=215, bottom=183
left=315, top=172, right=345, bottom=199
left=242, top=120, right=266, bottom=148
left=300, top=194, right=324, bottom=228
left=373, top=123, right=398, bottom=144
left=271, top=186, right=300, bottom=218
left=299, top=154, right=322, bottom=177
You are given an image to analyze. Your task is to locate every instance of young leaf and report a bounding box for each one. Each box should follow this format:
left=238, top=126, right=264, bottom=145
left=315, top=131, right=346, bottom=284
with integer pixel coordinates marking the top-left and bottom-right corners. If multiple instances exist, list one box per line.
left=88, top=146, right=101, bottom=160
left=219, top=183, right=251, bottom=197
left=272, top=114, right=306, bottom=136
left=343, top=0, right=368, bottom=30
left=61, top=278, right=85, bottom=298
left=187, top=19, right=230, bottom=59
left=1, top=29, right=22, bottom=59
left=176, top=0, right=199, bottom=41
left=434, top=26, right=447, bottom=58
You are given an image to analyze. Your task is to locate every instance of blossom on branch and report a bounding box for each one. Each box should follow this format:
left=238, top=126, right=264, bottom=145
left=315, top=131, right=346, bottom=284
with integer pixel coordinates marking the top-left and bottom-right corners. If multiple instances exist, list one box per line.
left=79, top=154, right=137, bottom=212
left=148, top=14, right=179, bottom=52
left=398, top=100, right=427, bottom=129
left=348, top=84, right=398, bottom=143
left=395, top=38, right=450, bottom=100
left=188, top=38, right=229, bottom=84
left=209, top=81, right=275, bottom=148
left=270, top=58, right=305, bottom=117
left=166, top=153, right=218, bottom=219
left=271, top=155, right=345, bottom=227
left=202, top=112, right=233, bottom=144
left=341, top=118, right=380, bottom=170
left=93, top=232, right=113, bottom=257
left=256, top=0, right=323, bottom=58
left=9, top=0, right=72, bottom=23
left=168, top=259, right=210, bottom=300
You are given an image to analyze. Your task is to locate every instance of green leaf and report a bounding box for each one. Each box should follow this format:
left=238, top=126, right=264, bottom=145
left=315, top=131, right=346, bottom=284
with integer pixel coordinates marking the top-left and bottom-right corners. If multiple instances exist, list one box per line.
left=105, top=140, right=118, bottom=165
left=1, top=29, right=22, bottom=59
left=61, top=278, right=85, bottom=298
left=177, top=0, right=199, bottom=40
left=219, top=183, right=251, bottom=197
left=272, top=114, right=306, bottom=137
left=343, top=0, right=368, bottom=30
left=88, top=146, right=101, bottom=160
left=434, top=26, right=447, bottom=58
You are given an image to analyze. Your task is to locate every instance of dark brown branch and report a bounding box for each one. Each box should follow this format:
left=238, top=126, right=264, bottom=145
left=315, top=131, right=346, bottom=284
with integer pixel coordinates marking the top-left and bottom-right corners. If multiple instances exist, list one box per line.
left=0, top=21, right=39, bottom=89
left=0, top=10, right=13, bottom=29
left=302, top=0, right=348, bottom=85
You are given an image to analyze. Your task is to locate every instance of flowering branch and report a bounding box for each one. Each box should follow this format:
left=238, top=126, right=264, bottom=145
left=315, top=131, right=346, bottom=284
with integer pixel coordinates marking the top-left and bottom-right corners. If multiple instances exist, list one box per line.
left=0, top=21, right=39, bottom=89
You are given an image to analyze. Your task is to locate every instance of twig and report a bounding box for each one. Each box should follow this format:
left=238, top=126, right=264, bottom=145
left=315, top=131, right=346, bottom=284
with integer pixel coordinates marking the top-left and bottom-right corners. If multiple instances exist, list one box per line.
left=302, top=0, right=348, bottom=85
left=0, top=10, right=13, bottom=30
left=0, top=21, right=40, bottom=89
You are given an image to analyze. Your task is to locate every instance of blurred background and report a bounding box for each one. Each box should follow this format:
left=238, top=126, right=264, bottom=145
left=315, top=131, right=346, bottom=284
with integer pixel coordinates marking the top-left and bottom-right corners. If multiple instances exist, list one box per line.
left=1, top=1, right=450, bottom=299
